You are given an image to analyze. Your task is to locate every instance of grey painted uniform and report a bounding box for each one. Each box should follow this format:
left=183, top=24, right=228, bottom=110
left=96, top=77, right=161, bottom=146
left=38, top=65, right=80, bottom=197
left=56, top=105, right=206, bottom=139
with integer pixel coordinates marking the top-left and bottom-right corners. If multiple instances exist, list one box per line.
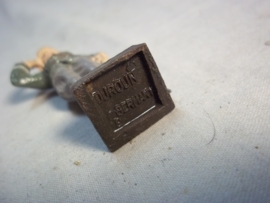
left=45, top=52, right=101, bottom=101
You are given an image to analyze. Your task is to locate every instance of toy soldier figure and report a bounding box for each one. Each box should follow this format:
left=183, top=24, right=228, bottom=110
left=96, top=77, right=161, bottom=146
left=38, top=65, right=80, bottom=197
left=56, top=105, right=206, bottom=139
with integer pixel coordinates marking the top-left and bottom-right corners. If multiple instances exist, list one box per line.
left=10, top=47, right=108, bottom=101
left=10, top=44, right=175, bottom=152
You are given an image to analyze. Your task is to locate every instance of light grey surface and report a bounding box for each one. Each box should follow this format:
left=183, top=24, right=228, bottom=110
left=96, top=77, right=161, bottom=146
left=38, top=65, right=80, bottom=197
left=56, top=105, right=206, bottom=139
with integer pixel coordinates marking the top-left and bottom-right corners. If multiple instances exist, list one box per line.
left=1, top=0, right=270, bottom=202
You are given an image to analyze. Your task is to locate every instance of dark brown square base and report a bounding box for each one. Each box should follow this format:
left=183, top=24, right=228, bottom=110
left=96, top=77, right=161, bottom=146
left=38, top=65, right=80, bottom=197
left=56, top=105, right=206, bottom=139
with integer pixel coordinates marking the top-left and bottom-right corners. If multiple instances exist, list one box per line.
left=72, top=43, right=175, bottom=152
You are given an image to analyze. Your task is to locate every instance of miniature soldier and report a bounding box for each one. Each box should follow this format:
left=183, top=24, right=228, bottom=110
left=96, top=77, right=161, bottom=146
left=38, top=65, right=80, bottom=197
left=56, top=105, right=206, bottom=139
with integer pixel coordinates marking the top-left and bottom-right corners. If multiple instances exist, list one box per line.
left=10, top=47, right=108, bottom=101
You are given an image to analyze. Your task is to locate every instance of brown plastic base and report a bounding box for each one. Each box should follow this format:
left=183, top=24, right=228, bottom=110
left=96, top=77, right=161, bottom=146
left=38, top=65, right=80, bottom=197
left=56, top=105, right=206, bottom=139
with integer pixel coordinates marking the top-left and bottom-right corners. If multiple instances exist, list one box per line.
left=72, top=43, right=175, bottom=152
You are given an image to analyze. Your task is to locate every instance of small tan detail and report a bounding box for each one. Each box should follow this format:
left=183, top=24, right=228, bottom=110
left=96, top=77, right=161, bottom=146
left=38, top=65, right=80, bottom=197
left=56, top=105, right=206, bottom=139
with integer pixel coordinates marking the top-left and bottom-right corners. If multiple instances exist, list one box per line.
left=24, top=47, right=59, bottom=70
left=24, top=48, right=107, bottom=70
left=24, top=59, right=44, bottom=70
left=90, top=52, right=109, bottom=64
left=74, top=161, right=81, bottom=166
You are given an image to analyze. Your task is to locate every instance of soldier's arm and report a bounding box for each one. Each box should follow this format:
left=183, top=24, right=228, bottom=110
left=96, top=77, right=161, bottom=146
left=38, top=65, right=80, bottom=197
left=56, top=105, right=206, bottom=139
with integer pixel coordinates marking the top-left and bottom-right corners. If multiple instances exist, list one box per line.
left=24, top=59, right=44, bottom=71
left=10, top=63, right=52, bottom=89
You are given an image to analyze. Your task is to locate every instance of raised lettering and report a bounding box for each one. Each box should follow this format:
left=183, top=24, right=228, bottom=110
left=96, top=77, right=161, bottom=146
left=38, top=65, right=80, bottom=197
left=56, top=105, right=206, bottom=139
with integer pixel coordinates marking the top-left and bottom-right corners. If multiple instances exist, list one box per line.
left=108, top=86, right=155, bottom=122
left=132, top=94, right=141, bottom=106
left=101, top=86, right=109, bottom=101
left=143, top=87, right=154, bottom=98
left=92, top=91, right=103, bottom=104
left=107, top=83, right=117, bottom=97
left=113, top=117, right=121, bottom=128
left=114, top=104, right=123, bottom=116
left=121, top=101, right=129, bottom=113
left=91, top=64, right=139, bottom=105
left=126, top=98, right=135, bottom=110
left=114, top=78, right=124, bottom=93
left=138, top=92, right=146, bottom=102
left=121, top=75, right=131, bottom=89
left=128, top=72, right=137, bottom=84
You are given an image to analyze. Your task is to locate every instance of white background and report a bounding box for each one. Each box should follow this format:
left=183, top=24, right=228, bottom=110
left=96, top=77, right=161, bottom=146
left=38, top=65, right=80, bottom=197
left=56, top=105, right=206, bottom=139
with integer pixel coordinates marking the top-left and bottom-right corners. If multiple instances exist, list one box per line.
left=0, top=0, right=270, bottom=202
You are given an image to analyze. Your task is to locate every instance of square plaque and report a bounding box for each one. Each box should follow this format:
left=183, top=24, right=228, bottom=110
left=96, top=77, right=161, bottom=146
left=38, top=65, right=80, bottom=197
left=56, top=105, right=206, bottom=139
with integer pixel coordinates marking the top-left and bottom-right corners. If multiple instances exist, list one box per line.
left=72, top=43, right=175, bottom=152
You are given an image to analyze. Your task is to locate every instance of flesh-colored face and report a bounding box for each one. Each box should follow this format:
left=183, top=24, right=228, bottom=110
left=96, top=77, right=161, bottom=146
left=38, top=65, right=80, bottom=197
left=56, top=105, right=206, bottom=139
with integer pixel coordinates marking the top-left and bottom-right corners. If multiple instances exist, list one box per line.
left=37, top=47, right=59, bottom=64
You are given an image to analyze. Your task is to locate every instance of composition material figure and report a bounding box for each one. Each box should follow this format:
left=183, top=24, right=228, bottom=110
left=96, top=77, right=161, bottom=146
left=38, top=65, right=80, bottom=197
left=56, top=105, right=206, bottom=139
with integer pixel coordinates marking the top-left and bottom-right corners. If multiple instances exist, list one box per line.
left=10, top=47, right=108, bottom=101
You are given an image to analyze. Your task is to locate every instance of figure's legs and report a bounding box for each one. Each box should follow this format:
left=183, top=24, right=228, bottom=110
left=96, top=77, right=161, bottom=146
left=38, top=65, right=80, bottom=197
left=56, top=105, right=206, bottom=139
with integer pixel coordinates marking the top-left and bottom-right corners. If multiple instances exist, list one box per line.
left=49, top=54, right=107, bottom=101
left=51, top=65, right=82, bottom=101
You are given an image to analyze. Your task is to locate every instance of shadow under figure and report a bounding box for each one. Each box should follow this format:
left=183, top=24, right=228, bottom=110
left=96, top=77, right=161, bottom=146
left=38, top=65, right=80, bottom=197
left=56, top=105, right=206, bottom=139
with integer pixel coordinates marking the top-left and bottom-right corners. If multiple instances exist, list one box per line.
left=10, top=47, right=108, bottom=101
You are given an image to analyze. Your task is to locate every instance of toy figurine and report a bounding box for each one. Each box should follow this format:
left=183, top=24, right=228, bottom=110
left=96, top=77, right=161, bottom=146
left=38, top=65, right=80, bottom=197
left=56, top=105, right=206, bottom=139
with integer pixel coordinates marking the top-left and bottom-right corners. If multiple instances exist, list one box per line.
left=10, top=47, right=108, bottom=101
left=10, top=44, right=175, bottom=152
